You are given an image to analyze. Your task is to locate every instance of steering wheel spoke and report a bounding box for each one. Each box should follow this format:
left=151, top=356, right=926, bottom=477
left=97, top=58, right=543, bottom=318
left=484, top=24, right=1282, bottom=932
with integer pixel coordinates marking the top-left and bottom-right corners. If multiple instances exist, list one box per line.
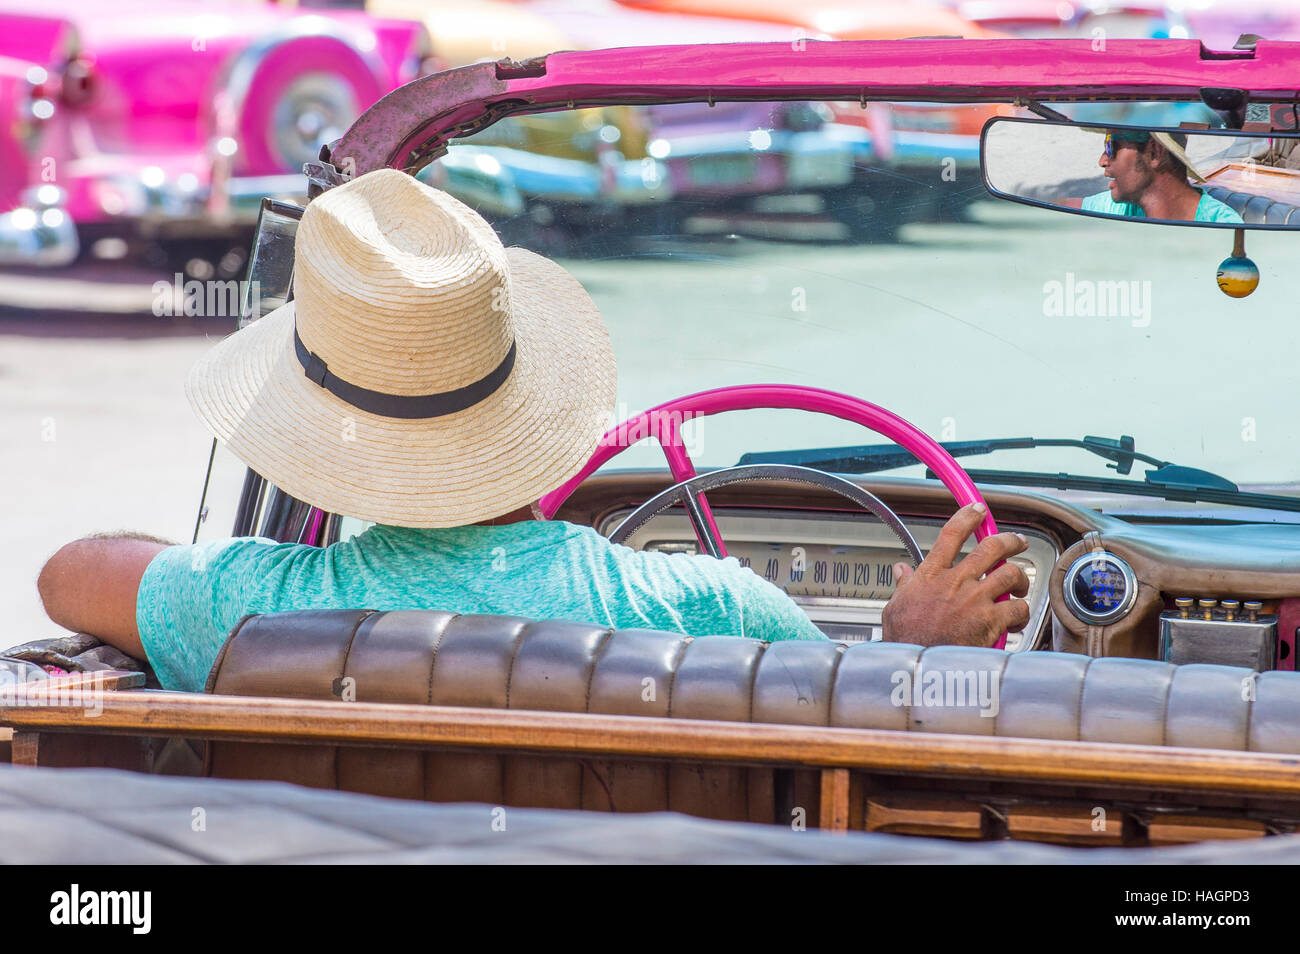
left=681, top=488, right=726, bottom=558
left=655, top=412, right=726, bottom=556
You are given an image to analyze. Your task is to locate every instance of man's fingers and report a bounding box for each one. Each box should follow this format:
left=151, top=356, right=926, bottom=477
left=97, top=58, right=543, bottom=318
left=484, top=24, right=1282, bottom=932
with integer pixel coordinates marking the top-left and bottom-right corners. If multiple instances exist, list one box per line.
left=996, top=597, right=1032, bottom=633
left=958, top=531, right=1029, bottom=580
left=925, top=503, right=988, bottom=569
left=980, top=561, right=1030, bottom=599
left=893, top=562, right=914, bottom=588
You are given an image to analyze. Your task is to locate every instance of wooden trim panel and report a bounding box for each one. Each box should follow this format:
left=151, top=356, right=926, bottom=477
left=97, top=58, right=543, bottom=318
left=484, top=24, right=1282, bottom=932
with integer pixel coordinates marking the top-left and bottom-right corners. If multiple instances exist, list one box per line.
left=6, top=691, right=1300, bottom=801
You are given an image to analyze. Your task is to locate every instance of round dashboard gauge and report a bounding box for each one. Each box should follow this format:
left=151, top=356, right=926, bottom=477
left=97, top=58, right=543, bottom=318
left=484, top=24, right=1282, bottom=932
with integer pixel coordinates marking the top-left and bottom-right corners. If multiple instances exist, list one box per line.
left=1062, top=551, right=1137, bottom=625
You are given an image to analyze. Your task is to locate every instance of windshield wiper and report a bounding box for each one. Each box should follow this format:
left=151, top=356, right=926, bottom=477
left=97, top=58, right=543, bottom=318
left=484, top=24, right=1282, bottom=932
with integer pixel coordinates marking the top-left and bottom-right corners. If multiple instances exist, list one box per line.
left=946, top=469, right=1300, bottom=514
left=737, top=435, right=1300, bottom=512
left=738, top=435, right=1240, bottom=493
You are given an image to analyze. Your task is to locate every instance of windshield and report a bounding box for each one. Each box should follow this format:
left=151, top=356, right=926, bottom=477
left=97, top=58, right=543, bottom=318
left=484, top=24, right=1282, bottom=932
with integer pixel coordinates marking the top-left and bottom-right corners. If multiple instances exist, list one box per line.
left=457, top=100, right=1299, bottom=506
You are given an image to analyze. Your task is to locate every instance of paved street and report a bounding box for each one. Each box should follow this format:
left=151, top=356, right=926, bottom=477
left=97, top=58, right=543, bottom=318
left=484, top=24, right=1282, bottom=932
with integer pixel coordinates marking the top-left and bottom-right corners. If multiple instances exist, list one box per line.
left=3, top=201, right=1298, bottom=644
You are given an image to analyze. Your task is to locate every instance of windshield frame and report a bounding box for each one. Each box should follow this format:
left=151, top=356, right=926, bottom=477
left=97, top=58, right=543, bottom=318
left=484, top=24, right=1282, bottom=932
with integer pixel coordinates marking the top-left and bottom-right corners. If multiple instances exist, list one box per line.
left=320, top=38, right=1300, bottom=181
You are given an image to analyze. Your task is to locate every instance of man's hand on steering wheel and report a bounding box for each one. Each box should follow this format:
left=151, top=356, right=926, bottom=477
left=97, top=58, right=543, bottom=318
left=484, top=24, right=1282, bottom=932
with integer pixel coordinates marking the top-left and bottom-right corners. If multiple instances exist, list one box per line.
left=882, top=502, right=1032, bottom=648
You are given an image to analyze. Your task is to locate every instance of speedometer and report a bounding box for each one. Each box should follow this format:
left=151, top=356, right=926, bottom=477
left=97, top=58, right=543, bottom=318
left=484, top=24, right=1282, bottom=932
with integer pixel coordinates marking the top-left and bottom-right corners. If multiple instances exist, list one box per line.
left=719, top=541, right=910, bottom=601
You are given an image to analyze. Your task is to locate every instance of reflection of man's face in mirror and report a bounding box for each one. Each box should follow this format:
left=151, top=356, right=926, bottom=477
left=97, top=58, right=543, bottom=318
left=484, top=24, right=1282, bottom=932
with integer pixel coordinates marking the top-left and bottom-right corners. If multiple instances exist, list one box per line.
left=1086, top=130, right=1241, bottom=223
left=1098, top=132, right=1198, bottom=210
left=1099, top=133, right=1161, bottom=204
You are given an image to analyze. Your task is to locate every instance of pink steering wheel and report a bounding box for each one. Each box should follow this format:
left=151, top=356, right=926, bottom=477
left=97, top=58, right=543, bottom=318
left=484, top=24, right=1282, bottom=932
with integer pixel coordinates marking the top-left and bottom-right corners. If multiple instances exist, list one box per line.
left=539, top=385, right=1007, bottom=650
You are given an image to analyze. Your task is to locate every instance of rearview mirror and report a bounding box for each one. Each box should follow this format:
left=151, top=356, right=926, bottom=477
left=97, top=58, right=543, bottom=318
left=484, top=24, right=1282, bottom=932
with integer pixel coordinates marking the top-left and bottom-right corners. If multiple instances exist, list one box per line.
left=981, top=117, right=1300, bottom=228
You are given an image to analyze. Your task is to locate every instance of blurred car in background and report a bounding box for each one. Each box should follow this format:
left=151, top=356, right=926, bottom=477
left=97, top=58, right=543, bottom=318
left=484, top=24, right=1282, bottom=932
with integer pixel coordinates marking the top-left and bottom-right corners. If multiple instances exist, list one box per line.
left=1184, top=0, right=1300, bottom=45
left=371, top=0, right=658, bottom=244
left=946, top=0, right=1074, bottom=36
left=0, top=12, right=85, bottom=267
left=943, top=0, right=1298, bottom=133
left=611, top=0, right=1007, bottom=236
left=950, top=0, right=1300, bottom=44
left=614, top=0, right=979, bottom=35
left=947, top=2, right=1225, bottom=130
left=0, top=0, right=431, bottom=277
left=376, top=0, right=859, bottom=244
left=528, top=0, right=853, bottom=239
left=957, top=1, right=1191, bottom=39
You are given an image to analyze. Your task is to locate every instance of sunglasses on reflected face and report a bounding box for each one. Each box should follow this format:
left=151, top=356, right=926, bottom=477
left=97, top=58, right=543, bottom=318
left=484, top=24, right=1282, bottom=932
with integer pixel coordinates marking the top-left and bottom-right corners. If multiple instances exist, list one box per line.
left=1103, top=132, right=1151, bottom=159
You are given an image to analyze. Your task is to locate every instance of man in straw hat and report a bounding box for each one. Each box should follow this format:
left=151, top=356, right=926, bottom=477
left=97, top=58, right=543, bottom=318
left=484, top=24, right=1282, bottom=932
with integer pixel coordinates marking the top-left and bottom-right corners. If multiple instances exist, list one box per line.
left=1082, top=128, right=1241, bottom=223
left=37, top=170, right=1030, bottom=692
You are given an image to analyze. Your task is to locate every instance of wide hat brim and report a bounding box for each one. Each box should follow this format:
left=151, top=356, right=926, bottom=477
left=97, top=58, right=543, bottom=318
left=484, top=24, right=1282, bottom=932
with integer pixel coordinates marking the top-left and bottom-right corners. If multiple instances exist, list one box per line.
left=185, top=247, right=616, bottom=528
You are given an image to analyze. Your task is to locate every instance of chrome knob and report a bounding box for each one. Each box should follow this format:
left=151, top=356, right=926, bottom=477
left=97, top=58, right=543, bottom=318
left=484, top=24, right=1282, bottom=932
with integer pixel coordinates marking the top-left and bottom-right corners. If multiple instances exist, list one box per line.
left=1174, top=597, right=1194, bottom=619
left=1221, top=599, right=1240, bottom=621
left=1244, top=600, right=1263, bottom=622
left=1199, top=598, right=1218, bottom=620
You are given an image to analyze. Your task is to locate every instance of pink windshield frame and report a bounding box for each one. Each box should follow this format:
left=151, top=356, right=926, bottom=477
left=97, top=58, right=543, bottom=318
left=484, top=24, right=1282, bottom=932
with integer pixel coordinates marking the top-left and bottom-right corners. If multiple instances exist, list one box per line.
left=328, top=38, right=1300, bottom=178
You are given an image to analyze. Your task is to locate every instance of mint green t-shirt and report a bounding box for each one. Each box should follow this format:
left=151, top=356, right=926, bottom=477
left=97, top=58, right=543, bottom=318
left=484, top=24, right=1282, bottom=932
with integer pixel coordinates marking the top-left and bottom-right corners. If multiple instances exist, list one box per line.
left=136, top=521, right=827, bottom=692
left=1080, top=189, right=1243, bottom=223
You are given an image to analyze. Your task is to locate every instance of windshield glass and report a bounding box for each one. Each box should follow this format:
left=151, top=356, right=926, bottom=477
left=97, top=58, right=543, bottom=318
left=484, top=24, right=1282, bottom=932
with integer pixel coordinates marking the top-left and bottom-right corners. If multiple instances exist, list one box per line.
left=456, top=101, right=1299, bottom=505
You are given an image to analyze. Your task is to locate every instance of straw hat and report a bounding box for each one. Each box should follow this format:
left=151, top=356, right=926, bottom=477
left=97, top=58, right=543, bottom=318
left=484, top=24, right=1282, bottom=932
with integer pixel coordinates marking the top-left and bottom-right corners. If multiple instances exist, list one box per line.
left=1151, top=131, right=1206, bottom=183
left=186, top=169, right=616, bottom=528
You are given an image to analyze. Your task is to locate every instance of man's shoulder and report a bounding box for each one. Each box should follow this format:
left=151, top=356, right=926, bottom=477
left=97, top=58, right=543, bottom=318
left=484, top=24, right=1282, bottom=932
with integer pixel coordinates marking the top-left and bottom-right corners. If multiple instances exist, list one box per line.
left=140, top=536, right=309, bottom=600
left=604, top=538, right=777, bottom=595
left=1081, top=191, right=1141, bottom=216
left=1196, top=191, right=1244, bottom=223
left=152, top=535, right=283, bottom=567
left=1081, top=191, right=1119, bottom=212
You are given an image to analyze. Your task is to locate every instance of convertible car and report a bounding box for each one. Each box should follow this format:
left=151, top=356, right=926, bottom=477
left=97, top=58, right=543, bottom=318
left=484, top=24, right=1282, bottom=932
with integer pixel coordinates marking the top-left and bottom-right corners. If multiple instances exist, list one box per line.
left=10, top=34, right=1300, bottom=854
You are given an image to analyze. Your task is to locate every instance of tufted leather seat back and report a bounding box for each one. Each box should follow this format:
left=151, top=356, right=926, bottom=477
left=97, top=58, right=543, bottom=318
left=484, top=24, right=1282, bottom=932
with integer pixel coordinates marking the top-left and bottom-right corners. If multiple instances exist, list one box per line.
left=203, top=609, right=1300, bottom=813
left=1206, top=185, right=1300, bottom=225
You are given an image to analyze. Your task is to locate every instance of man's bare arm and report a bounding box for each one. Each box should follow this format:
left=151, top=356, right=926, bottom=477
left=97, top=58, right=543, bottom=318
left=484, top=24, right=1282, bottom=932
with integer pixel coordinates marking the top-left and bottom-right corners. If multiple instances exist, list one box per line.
left=36, top=532, right=176, bottom=660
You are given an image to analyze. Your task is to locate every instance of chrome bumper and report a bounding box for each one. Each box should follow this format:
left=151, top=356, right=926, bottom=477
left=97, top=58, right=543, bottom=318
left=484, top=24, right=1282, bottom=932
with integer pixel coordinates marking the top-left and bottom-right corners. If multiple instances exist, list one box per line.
left=0, top=205, right=79, bottom=268
left=436, top=144, right=671, bottom=209
left=656, top=128, right=857, bottom=194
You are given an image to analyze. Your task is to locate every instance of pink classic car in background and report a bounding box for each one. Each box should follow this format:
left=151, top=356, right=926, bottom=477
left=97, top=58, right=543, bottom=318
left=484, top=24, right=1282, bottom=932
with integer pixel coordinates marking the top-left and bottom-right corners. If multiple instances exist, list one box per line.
left=0, top=0, right=431, bottom=277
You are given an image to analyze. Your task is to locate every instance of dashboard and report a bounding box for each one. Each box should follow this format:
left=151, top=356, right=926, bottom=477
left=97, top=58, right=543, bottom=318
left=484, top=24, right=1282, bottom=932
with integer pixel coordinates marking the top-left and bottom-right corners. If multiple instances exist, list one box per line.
left=599, top=507, right=1058, bottom=652
left=569, top=471, right=1300, bottom=668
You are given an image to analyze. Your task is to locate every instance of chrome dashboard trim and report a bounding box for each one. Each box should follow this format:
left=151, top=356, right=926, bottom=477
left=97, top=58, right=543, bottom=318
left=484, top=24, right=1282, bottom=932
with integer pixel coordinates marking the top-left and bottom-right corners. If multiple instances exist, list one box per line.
left=1061, top=551, right=1138, bottom=626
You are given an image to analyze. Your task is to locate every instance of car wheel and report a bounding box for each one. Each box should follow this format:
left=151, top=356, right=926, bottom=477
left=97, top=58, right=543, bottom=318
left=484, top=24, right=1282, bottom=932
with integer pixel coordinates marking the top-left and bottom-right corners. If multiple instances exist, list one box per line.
left=236, top=40, right=383, bottom=175
left=825, top=184, right=904, bottom=243
left=628, top=200, right=689, bottom=239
